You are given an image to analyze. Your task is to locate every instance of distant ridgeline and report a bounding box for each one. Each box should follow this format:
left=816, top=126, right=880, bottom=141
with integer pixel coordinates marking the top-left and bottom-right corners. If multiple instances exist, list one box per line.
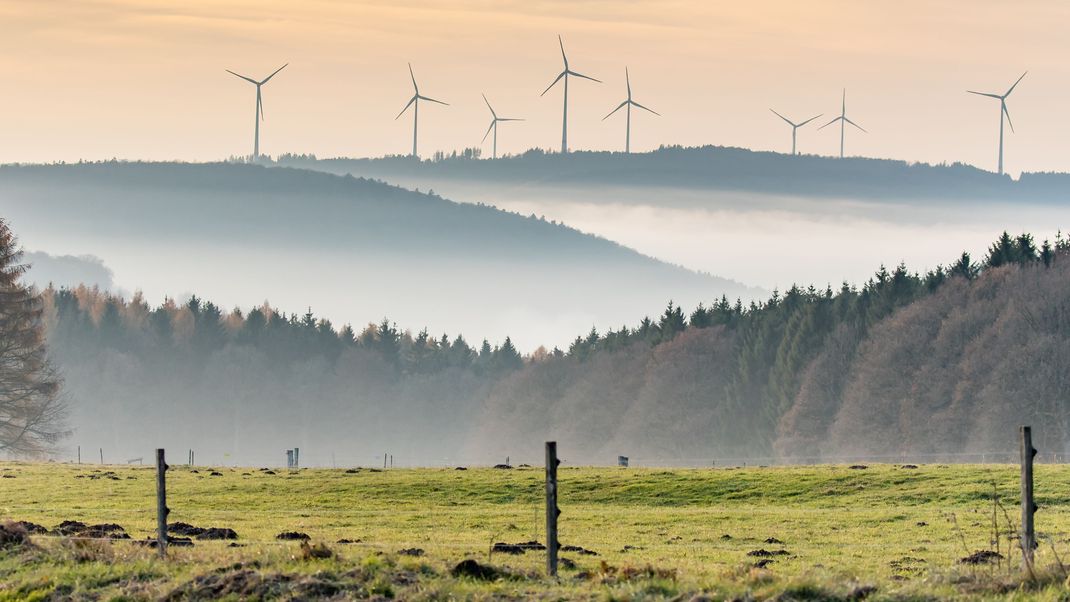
left=45, top=230, right=1070, bottom=465
left=272, top=146, right=1070, bottom=203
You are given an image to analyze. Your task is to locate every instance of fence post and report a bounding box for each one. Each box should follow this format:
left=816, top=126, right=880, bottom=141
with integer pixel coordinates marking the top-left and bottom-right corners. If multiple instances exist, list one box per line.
left=545, top=441, right=560, bottom=577
left=286, top=449, right=293, bottom=468
left=77, top=446, right=81, bottom=465
left=1020, top=426, right=1037, bottom=574
left=156, top=449, right=169, bottom=558
left=294, top=447, right=300, bottom=469
left=99, top=448, right=104, bottom=464
left=384, top=452, right=387, bottom=469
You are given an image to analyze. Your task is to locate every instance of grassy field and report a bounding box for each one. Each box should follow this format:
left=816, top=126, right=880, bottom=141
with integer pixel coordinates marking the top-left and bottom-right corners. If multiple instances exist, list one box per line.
left=0, top=462, right=1068, bottom=600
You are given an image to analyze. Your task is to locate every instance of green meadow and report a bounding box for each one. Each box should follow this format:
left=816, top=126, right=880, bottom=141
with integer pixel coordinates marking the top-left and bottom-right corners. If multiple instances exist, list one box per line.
left=0, top=462, right=1067, bottom=600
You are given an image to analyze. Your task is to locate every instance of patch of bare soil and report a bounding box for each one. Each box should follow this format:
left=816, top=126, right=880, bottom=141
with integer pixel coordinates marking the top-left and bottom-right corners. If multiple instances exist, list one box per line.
left=451, top=559, right=508, bottom=581
left=561, top=544, right=598, bottom=556
left=0, top=521, right=34, bottom=549
left=747, top=549, right=791, bottom=557
left=959, top=550, right=1003, bottom=565
left=275, top=531, right=310, bottom=541
left=13, top=521, right=48, bottom=534
left=398, top=547, right=425, bottom=556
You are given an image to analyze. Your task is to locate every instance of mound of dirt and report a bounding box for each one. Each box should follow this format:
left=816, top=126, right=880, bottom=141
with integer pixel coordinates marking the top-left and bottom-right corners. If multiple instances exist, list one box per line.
left=276, top=532, right=310, bottom=541
left=454, top=467, right=468, bottom=471
left=197, top=528, right=238, bottom=541
left=82, top=524, right=130, bottom=539
left=849, top=465, right=868, bottom=470
left=492, top=464, right=512, bottom=470
left=451, top=559, right=505, bottom=581
left=13, top=521, right=48, bottom=534
left=959, top=550, right=1003, bottom=565
left=747, top=549, right=791, bottom=557
left=764, top=537, right=784, bottom=544
left=336, top=538, right=362, bottom=544
left=53, top=520, right=88, bottom=536
left=516, top=540, right=546, bottom=550
left=492, top=543, right=524, bottom=555
left=0, top=521, right=33, bottom=549
left=561, top=545, right=598, bottom=556
left=169, top=522, right=205, bottom=537
left=398, top=548, right=425, bottom=556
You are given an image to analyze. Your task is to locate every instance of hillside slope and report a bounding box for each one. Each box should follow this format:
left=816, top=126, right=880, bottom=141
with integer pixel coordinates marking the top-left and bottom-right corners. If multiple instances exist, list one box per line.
left=0, top=162, right=760, bottom=349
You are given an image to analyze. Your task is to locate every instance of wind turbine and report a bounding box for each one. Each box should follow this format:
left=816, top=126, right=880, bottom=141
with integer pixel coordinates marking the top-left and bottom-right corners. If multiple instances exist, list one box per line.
left=481, top=95, right=523, bottom=159
left=396, top=63, right=448, bottom=158
left=541, top=35, right=600, bottom=154
left=818, top=90, right=865, bottom=158
left=769, top=109, right=822, bottom=155
left=603, top=68, right=660, bottom=153
left=226, top=63, right=288, bottom=159
left=968, top=72, right=1027, bottom=175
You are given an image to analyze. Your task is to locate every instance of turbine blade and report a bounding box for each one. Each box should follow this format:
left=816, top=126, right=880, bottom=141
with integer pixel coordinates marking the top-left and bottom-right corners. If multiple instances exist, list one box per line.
left=498, top=117, right=524, bottom=122
left=818, top=116, right=842, bottom=130
left=967, top=90, right=1002, bottom=99
left=408, top=63, right=418, bottom=93
left=541, top=71, right=566, bottom=96
left=797, top=113, right=824, bottom=127
left=845, top=116, right=866, bottom=132
left=257, top=89, right=264, bottom=121
left=395, top=96, right=416, bottom=120
left=1003, top=102, right=1015, bottom=133
left=631, top=100, right=660, bottom=116
left=603, top=101, right=628, bottom=120
left=418, top=95, right=449, bottom=106
left=259, top=63, right=288, bottom=84
left=769, top=108, right=794, bottom=126
left=226, top=70, right=258, bottom=85
left=568, top=70, right=601, bottom=83
left=482, top=93, right=496, bottom=118
left=558, top=34, right=567, bottom=68
left=626, top=67, right=631, bottom=99
left=482, top=121, right=495, bottom=143
left=1005, top=71, right=1028, bottom=97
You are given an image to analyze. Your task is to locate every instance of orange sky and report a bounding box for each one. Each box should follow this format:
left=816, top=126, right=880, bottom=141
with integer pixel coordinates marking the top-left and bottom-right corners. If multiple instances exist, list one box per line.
left=1, top=0, right=1067, bottom=174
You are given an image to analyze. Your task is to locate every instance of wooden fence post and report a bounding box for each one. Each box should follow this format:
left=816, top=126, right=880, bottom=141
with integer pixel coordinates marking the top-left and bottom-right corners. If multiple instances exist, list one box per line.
left=1020, top=426, right=1037, bottom=574
left=99, top=448, right=103, bottom=464
left=294, top=447, right=300, bottom=469
left=77, top=446, right=80, bottom=464
left=545, top=441, right=560, bottom=577
left=286, top=449, right=293, bottom=468
left=156, top=449, right=169, bottom=558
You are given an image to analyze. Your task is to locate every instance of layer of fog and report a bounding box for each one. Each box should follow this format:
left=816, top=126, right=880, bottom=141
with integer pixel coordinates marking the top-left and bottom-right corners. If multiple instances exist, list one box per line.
left=338, top=176, right=1070, bottom=289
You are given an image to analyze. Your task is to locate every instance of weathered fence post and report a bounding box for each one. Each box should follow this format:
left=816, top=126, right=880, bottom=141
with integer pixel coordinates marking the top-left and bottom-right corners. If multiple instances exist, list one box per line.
left=1020, top=426, right=1037, bottom=573
left=156, top=449, right=169, bottom=558
left=77, top=446, right=81, bottom=464
left=383, top=452, right=387, bottom=469
left=286, top=449, right=293, bottom=468
left=99, top=448, right=104, bottom=464
left=545, top=441, right=560, bottom=577
left=294, top=447, right=300, bottom=469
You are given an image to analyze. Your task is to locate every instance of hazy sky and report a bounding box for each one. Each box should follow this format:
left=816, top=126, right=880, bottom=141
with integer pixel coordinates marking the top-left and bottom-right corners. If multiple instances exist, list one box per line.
left=1, top=1, right=1068, bottom=174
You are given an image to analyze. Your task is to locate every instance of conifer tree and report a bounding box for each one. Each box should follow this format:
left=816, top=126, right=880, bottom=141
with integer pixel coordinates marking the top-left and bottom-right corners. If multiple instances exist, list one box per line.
left=0, top=219, right=67, bottom=454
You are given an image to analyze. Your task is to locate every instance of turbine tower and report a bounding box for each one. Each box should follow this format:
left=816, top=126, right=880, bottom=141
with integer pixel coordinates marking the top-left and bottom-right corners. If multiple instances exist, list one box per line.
left=968, top=72, right=1027, bottom=176
left=541, top=35, right=600, bottom=154
left=769, top=109, right=822, bottom=155
left=603, top=68, right=660, bottom=153
left=481, top=95, right=523, bottom=160
left=818, top=90, right=865, bottom=158
left=396, top=63, right=448, bottom=158
left=226, top=63, right=288, bottom=159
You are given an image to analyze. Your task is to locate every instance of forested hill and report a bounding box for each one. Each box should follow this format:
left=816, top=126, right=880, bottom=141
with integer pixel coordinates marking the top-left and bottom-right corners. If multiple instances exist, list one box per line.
left=273, top=147, right=1070, bottom=204
left=0, top=162, right=760, bottom=348
left=42, top=231, right=1070, bottom=466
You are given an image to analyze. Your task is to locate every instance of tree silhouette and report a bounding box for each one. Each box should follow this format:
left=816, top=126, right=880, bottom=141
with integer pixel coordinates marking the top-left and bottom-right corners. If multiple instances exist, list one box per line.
left=0, top=219, right=67, bottom=454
